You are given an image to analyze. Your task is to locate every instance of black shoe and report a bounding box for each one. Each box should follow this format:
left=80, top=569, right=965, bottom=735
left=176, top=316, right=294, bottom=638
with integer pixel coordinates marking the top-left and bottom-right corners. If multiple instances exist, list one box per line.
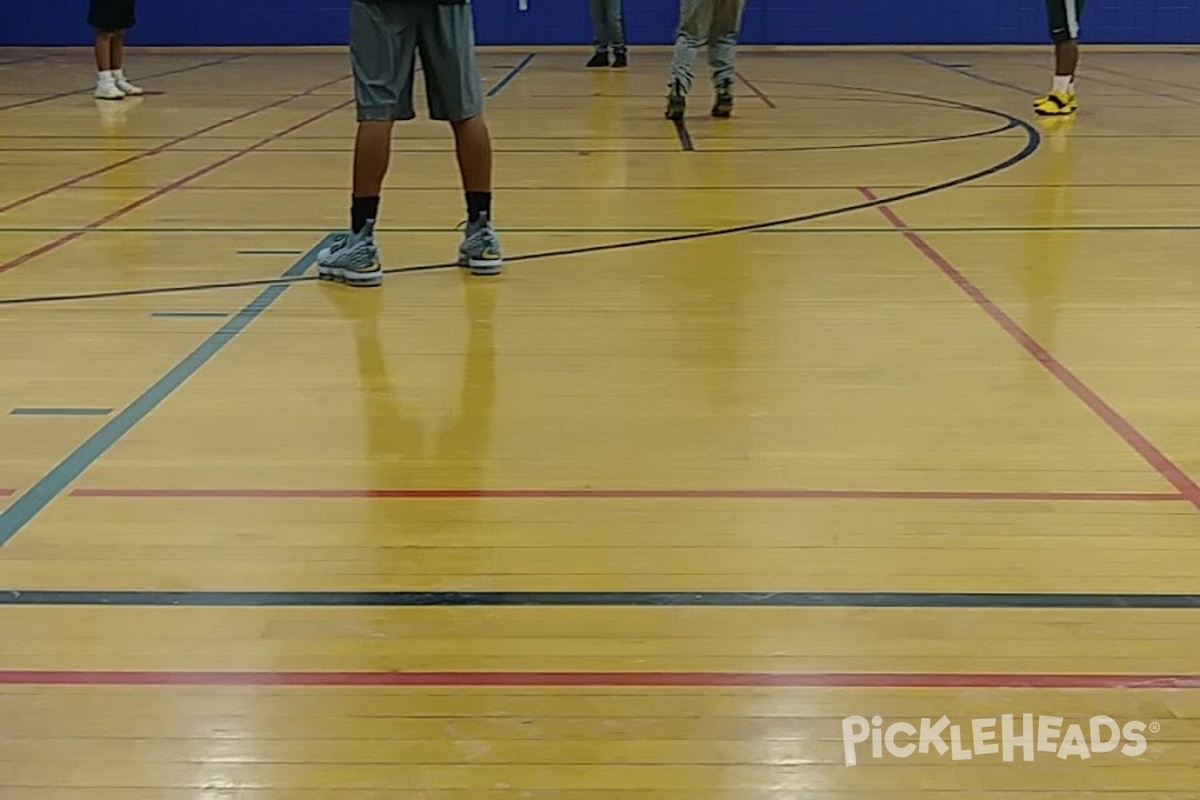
left=612, top=51, right=628, bottom=69
left=712, top=82, right=734, bottom=118
left=587, top=51, right=609, bottom=68
left=665, top=85, right=686, bottom=121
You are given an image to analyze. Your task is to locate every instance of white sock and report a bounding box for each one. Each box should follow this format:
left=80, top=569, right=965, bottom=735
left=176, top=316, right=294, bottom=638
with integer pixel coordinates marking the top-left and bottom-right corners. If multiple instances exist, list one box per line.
left=98, top=69, right=114, bottom=84
left=1052, top=75, right=1072, bottom=94
left=114, top=69, right=127, bottom=82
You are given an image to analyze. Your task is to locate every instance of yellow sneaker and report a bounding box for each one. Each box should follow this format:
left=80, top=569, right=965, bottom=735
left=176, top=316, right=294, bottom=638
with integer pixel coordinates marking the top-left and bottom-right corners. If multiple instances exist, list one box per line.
left=1034, top=90, right=1077, bottom=116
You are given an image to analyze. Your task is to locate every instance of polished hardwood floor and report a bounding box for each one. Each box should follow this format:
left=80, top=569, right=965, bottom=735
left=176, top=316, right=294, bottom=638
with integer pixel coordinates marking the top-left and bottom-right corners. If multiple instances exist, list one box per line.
left=1, top=45, right=1199, bottom=798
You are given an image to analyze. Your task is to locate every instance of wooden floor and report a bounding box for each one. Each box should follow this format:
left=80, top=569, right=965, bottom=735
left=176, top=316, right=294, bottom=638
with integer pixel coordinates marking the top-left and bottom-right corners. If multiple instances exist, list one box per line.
left=2, top=45, right=1200, bottom=798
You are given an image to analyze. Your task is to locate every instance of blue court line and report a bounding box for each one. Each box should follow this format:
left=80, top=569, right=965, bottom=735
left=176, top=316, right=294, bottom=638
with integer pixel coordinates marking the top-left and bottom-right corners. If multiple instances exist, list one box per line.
left=0, top=236, right=332, bottom=548
left=487, top=54, right=536, bottom=98
left=1, top=590, right=1198, bottom=608
left=150, top=312, right=230, bottom=318
left=10, top=408, right=112, bottom=417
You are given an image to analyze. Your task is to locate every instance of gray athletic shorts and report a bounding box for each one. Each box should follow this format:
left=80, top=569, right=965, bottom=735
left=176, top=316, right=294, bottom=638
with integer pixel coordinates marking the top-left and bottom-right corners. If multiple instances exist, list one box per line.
left=350, top=0, right=484, bottom=122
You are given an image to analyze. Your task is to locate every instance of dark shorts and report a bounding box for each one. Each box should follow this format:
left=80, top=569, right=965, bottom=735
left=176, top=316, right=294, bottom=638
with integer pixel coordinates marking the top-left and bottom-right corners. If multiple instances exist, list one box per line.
left=350, top=0, right=484, bottom=123
left=88, top=0, right=135, bottom=31
left=1045, top=0, right=1084, bottom=42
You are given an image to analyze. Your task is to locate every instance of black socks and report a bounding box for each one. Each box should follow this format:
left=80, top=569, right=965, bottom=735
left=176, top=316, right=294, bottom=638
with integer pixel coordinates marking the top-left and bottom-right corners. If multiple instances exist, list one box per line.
left=351, top=195, right=379, bottom=234
left=466, top=191, right=492, bottom=224
left=352, top=193, right=490, bottom=231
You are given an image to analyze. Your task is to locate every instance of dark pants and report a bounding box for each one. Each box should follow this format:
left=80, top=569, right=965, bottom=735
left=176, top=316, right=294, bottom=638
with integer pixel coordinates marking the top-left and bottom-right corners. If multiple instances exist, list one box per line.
left=1045, top=0, right=1085, bottom=42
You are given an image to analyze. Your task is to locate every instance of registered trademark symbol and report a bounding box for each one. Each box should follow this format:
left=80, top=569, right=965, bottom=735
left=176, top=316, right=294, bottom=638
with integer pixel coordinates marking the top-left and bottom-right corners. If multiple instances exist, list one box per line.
left=1150, top=722, right=1161, bottom=734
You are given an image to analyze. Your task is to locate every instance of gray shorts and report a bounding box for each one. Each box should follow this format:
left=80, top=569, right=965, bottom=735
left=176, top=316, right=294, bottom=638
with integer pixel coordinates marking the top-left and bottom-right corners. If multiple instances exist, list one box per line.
left=350, top=0, right=484, bottom=122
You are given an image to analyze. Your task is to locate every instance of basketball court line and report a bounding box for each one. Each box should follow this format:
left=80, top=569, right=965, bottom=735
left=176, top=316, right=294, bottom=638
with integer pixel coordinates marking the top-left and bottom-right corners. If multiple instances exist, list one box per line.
left=903, top=53, right=1040, bottom=95
left=0, top=237, right=334, bottom=548
left=0, top=54, right=49, bottom=67
left=0, top=52, right=532, bottom=277
left=0, top=85, right=1038, bottom=544
left=65, top=488, right=1190, bottom=501
left=0, top=72, right=350, bottom=218
left=861, top=187, right=1200, bottom=511
left=1051, top=64, right=1200, bottom=108
left=735, top=71, right=777, bottom=108
left=0, top=670, right=1196, bottom=688
left=0, top=95, right=354, bottom=275
left=486, top=53, right=536, bottom=97
left=5, top=180, right=1197, bottom=190
left=1088, top=62, right=1200, bottom=93
left=0, top=123, right=1017, bottom=155
left=912, top=51, right=1200, bottom=109
left=0, top=53, right=252, bottom=112
left=10, top=408, right=112, bottom=417
left=5, top=224, right=1200, bottom=235
left=0, top=83, right=1040, bottom=308
left=3, top=590, right=1199, bottom=608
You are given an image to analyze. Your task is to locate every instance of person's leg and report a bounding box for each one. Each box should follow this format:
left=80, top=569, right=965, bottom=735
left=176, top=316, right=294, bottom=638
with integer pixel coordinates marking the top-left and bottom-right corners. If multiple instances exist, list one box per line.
left=707, top=0, right=746, bottom=116
left=451, top=116, right=492, bottom=197
left=318, top=0, right=417, bottom=286
left=353, top=121, right=394, bottom=208
left=93, top=31, right=114, bottom=72
left=110, top=29, right=143, bottom=95
left=93, top=30, right=125, bottom=99
left=421, top=4, right=501, bottom=275
left=587, top=0, right=610, bottom=66
left=666, top=0, right=712, bottom=119
left=610, top=0, right=628, bottom=67
left=1036, top=0, right=1083, bottom=115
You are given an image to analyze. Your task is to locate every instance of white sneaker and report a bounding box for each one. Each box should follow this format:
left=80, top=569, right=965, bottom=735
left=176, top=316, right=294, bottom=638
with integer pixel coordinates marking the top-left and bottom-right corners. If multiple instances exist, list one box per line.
left=115, top=78, right=143, bottom=96
left=95, top=81, right=125, bottom=101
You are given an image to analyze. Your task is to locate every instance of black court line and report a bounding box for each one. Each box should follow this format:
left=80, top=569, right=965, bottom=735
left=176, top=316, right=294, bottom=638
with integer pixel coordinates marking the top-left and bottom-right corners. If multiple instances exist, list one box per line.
left=736, top=71, right=777, bottom=109
left=2, top=590, right=1199, bottom=608
left=904, top=53, right=1040, bottom=97
left=1078, top=63, right=1200, bottom=108
left=13, top=181, right=1200, bottom=193
left=0, top=54, right=49, bottom=67
left=0, top=125, right=1013, bottom=155
left=671, top=117, right=696, bottom=151
left=0, top=53, right=252, bottom=112
left=0, top=82, right=1040, bottom=308
left=486, top=53, right=536, bottom=97
left=237, top=249, right=304, bottom=255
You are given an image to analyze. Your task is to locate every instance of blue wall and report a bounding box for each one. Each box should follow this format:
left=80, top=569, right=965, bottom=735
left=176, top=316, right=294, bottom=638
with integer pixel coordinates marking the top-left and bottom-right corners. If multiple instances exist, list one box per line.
left=3, top=1, right=1198, bottom=47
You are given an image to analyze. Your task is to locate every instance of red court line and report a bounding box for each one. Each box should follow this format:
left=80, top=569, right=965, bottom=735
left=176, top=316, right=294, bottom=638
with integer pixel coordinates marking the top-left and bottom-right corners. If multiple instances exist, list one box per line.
left=1, top=670, right=1198, bottom=689
left=860, top=187, right=1200, bottom=512
left=0, top=75, right=351, bottom=276
left=69, top=487, right=1187, bottom=501
left=736, top=71, right=778, bottom=109
left=0, top=73, right=347, bottom=218
left=0, top=95, right=353, bottom=274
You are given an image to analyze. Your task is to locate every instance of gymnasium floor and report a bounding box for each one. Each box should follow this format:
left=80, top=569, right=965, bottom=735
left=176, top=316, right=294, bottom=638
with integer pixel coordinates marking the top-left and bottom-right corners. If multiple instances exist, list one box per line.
left=1, top=45, right=1199, bottom=798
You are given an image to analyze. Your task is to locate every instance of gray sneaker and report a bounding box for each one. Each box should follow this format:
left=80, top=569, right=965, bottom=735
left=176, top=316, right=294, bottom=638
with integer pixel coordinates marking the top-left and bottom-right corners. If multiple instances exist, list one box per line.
left=317, top=221, right=382, bottom=287
left=457, top=212, right=503, bottom=276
